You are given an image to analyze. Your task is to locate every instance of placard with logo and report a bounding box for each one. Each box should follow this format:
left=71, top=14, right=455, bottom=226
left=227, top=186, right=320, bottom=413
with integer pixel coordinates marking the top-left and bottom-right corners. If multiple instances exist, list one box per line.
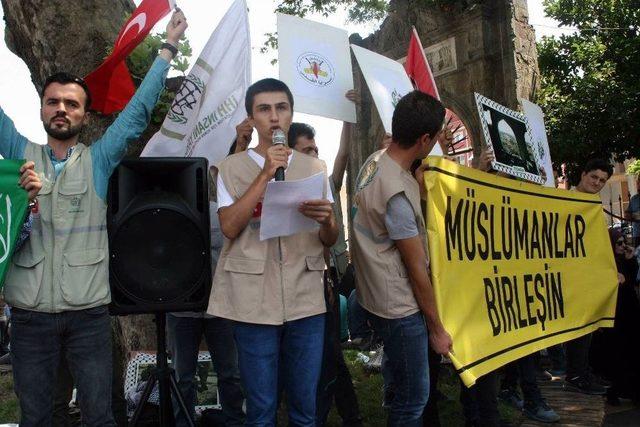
left=278, top=13, right=356, bottom=123
left=351, top=44, right=415, bottom=135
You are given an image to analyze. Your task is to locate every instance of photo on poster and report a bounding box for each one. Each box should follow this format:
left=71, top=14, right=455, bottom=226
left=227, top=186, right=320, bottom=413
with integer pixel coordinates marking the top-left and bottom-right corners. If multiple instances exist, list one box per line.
left=474, top=93, right=543, bottom=184
left=278, top=13, right=356, bottom=122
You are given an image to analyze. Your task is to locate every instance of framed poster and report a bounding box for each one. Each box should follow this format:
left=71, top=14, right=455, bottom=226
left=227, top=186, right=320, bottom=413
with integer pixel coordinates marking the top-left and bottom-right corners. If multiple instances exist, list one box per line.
left=278, top=13, right=356, bottom=122
left=474, top=93, right=544, bottom=184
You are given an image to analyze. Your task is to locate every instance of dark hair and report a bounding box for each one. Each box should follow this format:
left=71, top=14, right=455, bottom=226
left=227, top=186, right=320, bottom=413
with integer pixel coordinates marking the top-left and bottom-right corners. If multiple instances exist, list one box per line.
left=287, top=122, right=315, bottom=149
left=41, top=72, right=92, bottom=110
left=391, top=90, right=445, bottom=148
left=582, top=158, right=613, bottom=178
left=245, top=78, right=294, bottom=115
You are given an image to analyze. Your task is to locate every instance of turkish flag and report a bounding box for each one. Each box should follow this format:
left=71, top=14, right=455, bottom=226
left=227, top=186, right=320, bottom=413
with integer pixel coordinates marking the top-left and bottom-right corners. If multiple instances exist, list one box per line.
left=84, top=0, right=174, bottom=114
left=404, top=27, right=440, bottom=99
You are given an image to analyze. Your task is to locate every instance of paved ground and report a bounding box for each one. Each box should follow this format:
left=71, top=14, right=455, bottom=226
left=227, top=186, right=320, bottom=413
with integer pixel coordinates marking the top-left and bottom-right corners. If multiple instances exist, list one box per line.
left=603, top=400, right=640, bottom=426
left=520, top=378, right=605, bottom=427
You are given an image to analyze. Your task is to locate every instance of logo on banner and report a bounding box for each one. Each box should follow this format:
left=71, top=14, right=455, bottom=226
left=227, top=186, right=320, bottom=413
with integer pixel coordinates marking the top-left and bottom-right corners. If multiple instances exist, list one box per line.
left=168, top=75, right=207, bottom=125
left=296, top=52, right=335, bottom=87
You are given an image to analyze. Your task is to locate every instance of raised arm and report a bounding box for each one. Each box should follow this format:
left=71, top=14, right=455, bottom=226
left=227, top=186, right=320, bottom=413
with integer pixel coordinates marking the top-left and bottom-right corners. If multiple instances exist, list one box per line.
left=91, top=10, right=188, bottom=199
left=0, top=107, right=29, bottom=160
left=331, top=90, right=359, bottom=191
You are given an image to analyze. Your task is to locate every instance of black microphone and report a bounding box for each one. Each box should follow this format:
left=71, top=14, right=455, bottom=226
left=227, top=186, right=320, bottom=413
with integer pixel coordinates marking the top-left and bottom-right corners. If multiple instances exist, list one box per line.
left=272, top=129, right=286, bottom=181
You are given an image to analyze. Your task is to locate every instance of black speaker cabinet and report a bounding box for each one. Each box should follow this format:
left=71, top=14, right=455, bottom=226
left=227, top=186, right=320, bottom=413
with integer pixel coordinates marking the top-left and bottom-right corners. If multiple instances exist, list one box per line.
left=107, top=158, right=211, bottom=315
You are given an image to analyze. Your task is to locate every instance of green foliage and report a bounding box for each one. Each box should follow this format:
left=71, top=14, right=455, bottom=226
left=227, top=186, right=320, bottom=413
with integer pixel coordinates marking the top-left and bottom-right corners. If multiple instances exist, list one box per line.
left=126, top=32, right=193, bottom=124
left=273, top=0, right=388, bottom=24
left=627, top=159, right=640, bottom=176
left=537, top=0, right=640, bottom=174
left=260, top=0, right=388, bottom=59
left=0, top=373, right=19, bottom=422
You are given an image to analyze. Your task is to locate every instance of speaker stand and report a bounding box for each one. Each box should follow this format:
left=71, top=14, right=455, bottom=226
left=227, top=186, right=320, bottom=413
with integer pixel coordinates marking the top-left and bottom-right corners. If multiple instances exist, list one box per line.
left=129, top=314, right=195, bottom=427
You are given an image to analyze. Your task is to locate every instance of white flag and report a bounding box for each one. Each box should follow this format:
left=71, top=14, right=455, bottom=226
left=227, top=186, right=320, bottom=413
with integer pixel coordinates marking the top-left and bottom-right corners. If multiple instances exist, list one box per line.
left=142, top=0, right=251, bottom=167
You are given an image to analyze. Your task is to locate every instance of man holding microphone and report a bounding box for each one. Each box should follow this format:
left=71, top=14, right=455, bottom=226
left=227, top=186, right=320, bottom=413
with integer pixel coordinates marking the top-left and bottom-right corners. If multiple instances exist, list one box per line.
left=208, top=78, right=337, bottom=426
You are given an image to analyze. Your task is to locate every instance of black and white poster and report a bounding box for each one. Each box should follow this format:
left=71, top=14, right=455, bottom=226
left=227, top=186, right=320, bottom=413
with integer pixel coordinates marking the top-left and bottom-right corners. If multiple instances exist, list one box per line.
left=474, top=93, right=544, bottom=184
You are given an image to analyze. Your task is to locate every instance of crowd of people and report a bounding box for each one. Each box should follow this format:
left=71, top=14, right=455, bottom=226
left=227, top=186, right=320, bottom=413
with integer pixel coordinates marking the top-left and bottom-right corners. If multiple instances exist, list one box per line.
left=0, top=8, right=638, bottom=427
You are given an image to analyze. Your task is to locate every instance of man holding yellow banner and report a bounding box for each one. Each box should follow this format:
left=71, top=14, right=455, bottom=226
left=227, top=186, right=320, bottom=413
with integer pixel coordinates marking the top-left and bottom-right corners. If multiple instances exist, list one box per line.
left=422, top=155, right=618, bottom=388
left=351, top=91, right=452, bottom=427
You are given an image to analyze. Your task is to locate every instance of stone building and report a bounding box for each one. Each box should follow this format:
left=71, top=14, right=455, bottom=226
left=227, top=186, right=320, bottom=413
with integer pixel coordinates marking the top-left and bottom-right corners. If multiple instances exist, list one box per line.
left=346, top=0, right=540, bottom=214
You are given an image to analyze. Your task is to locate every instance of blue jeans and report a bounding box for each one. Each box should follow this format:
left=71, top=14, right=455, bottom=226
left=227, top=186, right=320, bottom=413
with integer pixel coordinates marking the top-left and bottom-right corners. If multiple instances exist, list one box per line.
left=366, top=310, right=429, bottom=427
left=234, top=314, right=325, bottom=427
left=10, top=306, right=115, bottom=427
left=166, top=314, right=245, bottom=427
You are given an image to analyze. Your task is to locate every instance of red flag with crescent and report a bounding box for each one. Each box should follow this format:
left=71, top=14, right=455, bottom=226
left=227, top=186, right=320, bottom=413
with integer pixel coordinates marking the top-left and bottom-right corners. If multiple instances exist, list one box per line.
left=404, top=27, right=440, bottom=100
left=84, top=0, right=174, bottom=114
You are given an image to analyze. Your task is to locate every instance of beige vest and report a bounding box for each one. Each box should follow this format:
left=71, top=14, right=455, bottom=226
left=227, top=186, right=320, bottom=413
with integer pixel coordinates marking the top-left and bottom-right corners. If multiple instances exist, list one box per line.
left=207, top=151, right=328, bottom=324
left=3, top=142, right=110, bottom=313
left=351, top=150, right=428, bottom=319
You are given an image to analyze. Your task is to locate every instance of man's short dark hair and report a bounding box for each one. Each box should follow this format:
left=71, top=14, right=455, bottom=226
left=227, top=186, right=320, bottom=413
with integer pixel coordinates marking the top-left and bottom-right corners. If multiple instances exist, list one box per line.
left=41, top=72, right=92, bottom=110
left=245, top=78, right=294, bottom=115
left=583, top=158, right=613, bottom=178
left=391, top=90, right=445, bottom=149
left=287, top=123, right=315, bottom=149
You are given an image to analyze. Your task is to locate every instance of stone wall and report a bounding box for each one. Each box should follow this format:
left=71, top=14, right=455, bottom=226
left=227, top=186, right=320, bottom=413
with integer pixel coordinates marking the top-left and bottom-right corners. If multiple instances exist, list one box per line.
left=346, top=0, right=540, bottom=220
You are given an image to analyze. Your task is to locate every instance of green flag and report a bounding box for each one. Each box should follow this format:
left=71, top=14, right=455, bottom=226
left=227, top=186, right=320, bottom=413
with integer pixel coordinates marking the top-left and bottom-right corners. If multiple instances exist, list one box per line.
left=0, top=160, right=29, bottom=290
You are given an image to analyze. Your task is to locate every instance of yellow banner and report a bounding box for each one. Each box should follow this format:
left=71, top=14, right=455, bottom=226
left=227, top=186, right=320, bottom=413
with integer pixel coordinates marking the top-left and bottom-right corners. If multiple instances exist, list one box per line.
left=423, top=157, right=618, bottom=387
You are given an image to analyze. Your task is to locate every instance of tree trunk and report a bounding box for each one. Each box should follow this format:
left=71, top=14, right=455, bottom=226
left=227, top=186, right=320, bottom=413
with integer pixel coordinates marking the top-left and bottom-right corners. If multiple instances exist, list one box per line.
left=2, top=0, right=159, bottom=357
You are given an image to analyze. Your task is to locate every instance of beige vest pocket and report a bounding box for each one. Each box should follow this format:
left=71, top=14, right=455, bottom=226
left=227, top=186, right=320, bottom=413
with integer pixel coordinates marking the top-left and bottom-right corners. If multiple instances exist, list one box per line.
left=4, top=249, right=46, bottom=308
left=223, top=256, right=265, bottom=316
left=60, top=249, right=109, bottom=306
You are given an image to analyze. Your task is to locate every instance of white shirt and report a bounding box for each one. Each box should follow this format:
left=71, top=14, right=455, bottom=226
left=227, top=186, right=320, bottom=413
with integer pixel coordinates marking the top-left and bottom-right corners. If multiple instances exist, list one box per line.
left=217, top=149, right=334, bottom=209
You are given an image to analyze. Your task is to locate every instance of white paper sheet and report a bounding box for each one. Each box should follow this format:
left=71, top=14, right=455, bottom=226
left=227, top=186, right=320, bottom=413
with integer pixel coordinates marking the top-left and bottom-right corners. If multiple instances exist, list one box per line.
left=259, top=172, right=325, bottom=241
left=278, top=13, right=356, bottom=123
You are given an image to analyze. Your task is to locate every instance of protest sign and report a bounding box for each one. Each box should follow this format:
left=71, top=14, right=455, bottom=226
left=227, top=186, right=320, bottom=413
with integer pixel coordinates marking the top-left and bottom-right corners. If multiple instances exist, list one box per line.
left=351, top=44, right=414, bottom=135
left=521, top=99, right=555, bottom=188
left=142, top=0, right=250, bottom=167
left=475, top=93, right=544, bottom=184
left=0, top=160, right=30, bottom=289
left=278, top=13, right=356, bottom=123
left=423, top=157, right=618, bottom=386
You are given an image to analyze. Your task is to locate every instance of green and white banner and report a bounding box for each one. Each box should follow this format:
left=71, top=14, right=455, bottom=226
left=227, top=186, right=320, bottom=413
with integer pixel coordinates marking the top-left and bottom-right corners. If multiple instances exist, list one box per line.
left=0, top=160, right=29, bottom=290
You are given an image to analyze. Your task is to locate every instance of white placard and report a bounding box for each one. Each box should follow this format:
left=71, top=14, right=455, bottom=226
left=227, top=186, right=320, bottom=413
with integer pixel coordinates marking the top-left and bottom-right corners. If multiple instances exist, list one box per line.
left=352, top=44, right=443, bottom=156
left=278, top=13, right=356, bottom=123
left=351, top=44, right=413, bottom=134
left=521, top=99, right=555, bottom=188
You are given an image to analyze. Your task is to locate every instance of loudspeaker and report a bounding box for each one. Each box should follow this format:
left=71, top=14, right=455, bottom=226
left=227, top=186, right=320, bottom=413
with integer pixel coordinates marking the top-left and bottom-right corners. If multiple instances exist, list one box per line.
left=107, top=157, right=211, bottom=315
